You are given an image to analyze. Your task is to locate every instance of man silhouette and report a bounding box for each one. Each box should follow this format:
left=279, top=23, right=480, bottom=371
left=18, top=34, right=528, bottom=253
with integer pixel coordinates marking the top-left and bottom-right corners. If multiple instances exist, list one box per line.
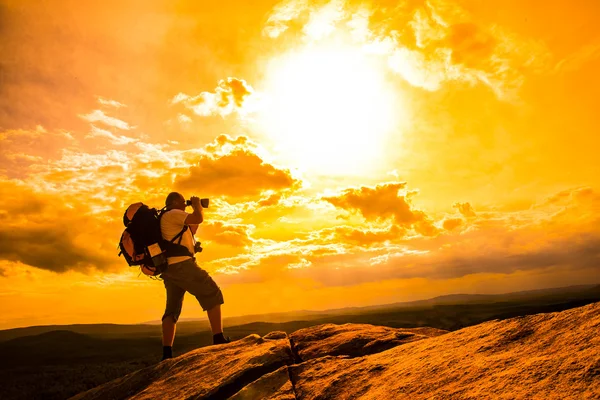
left=159, top=192, right=228, bottom=360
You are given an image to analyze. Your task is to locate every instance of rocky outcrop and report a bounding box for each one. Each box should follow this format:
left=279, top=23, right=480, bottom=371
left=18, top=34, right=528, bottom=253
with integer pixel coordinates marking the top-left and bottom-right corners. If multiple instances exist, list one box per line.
left=70, top=334, right=294, bottom=400
left=71, top=302, right=600, bottom=399
left=289, top=324, right=447, bottom=361
left=288, top=303, right=600, bottom=399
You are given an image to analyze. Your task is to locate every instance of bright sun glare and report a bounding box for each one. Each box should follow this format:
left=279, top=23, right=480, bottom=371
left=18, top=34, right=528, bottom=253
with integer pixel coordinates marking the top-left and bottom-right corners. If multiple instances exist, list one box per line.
left=260, top=45, right=400, bottom=175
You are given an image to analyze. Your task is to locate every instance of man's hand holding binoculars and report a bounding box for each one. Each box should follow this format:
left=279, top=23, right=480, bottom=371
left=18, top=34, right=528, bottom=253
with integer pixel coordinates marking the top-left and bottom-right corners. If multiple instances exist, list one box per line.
left=186, top=197, right=210, bottom=209
left=189, top=196, right=202, bottom=210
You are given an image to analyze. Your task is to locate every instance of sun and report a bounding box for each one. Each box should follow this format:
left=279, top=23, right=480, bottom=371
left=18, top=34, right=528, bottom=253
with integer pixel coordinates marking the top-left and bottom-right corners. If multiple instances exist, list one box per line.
left=257, top=44, right=402, bottom=176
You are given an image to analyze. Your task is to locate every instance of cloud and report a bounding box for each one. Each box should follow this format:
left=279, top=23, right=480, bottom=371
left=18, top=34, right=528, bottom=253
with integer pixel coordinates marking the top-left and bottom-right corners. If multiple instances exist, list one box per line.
left=389, top=2, right=550, bottom=98
left=453, top=202, right=476, bottom=218
left=0, top=228, right=111, bottom=273
left=97, top=97, right=126, bottom=108
left=200, top=221, right=254, bottom=247
left=302, top=0, right=347, bottom=40
left=553, top=40, right=600, bottom=74
left=223, top=194, right=322, bottom=242
left=263, top=0, right=551, bottom=99
left=288, top=187, right=600, bottom=286
left=209, top=186, right=600, bottom=290
left=538, top=186, right=595, bottom=207
left=86, top=125, right=138, bottom=145
left=0, top=126, right=77, bottom=178
left=0, top=128, right=299, bottom=275
left=257, top=192, right=283, bottom=207
left=0, top=180, right=116, bottom=273
left=290, top=232, right=600, bottom=287
left=177, top=114, right=192, bottom=124
left=442, top=217, right=463, bottom=231
left=4, top=128, right=299, bottom=223
left=315, top=224, right=406, bottom=246
left=444, top=23, right=496, bottom=67
left=172, top=78, right=255, bottom=117
left=79, top=109, right=132, bottom=130
left=263, top=0, right=309, bottom=38
left=322, top=182, right=438, bottom=235
left=174, top=135, right=301, bottom=199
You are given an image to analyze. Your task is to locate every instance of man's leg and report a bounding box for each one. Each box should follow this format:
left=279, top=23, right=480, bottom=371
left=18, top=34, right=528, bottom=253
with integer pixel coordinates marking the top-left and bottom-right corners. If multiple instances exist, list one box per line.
left=206, top=304, right=222, bottom=335
left=173, top=259, right=227, bottom=344
left=161, top=278, right=185, bottom=360
left=162, top=315, right=177, bottom=346
left=208, top=304, right=229, bottom=344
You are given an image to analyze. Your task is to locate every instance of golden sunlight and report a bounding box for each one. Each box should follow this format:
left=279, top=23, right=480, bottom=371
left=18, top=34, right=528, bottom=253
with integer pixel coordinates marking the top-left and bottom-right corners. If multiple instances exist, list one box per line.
left=259, top=44, right=401, bottom=175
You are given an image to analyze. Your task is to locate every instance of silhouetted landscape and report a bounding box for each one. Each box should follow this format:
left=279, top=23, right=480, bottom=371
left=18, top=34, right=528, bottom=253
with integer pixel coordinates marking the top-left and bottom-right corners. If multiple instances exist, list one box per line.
left=1, top=284, right=599, bottom=400
left=4, top=0, right=600, bottom=398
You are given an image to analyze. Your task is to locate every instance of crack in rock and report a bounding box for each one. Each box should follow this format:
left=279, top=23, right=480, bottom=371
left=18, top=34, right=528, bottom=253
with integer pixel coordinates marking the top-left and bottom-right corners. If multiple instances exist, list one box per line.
left=286, top=366, right=299, bottom=400
left=288, top=337, right=303, bottom=364
left=287, top=337, right=301, bottom=399
left=204, top=359, right=292, bottom=400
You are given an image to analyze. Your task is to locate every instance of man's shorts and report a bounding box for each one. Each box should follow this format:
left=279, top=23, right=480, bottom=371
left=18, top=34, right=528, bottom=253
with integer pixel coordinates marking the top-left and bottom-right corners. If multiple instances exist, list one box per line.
left=160, top=258, right=224, bottom=323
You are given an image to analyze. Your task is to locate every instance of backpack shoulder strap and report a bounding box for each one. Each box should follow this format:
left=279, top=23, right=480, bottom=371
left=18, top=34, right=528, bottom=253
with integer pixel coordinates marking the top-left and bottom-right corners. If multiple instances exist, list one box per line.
left=170, top=225, right=188, bottom=244
left=159, top=208, right=188, bottom=245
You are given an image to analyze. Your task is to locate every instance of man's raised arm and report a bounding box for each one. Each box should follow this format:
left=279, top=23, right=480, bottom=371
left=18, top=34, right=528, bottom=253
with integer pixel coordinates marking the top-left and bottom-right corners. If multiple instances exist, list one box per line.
left=185, top=196, right=204, bottom=225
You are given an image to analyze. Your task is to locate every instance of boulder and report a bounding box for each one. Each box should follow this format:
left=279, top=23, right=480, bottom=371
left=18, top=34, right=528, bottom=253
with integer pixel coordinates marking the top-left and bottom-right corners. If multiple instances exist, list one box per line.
left=70, top=334, right=294, bottom=400
left=71, top=303, right=600, bottom=399
left=263, top=331, right=288, bottom=340
left=289, top=323, right=447, bottom=361
left=289, top=302, right=600, bottom=399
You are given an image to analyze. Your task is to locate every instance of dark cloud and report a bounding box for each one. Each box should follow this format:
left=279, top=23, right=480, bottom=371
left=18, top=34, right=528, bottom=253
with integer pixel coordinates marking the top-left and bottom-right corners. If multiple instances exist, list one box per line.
left=175, top=146, right=300, bottom=199
left=453, top=202, right=476, bottom=218
left=430, top=233, right=600, bottom=280
left=217, top=78, right=253, bottom=108
left=204, top=134, right=251, bottom=153
left=442, top=217, right=463, bottom=231
left=290, top=232, right=600, bottom=287
left=279, top=188, right=600, bottom=287
left=173, top=77, right=255, bottom=117
left=322, top=182, right=437, bottom=235
left=0, top=180, right=117, bottom=273
left=257, top=192, right=283, bottom=207
left=0, top=227, right=111, bottom=273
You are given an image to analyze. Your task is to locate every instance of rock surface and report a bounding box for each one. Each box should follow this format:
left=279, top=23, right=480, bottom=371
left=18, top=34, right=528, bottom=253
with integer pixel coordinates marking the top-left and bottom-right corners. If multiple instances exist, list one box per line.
left=289, top=302, right=600, bottom=399
left=71, top=302, right=600, bottom=400
left=290, top=323, right=447, bottom=361
left=70, top=334, right=294, bottom=400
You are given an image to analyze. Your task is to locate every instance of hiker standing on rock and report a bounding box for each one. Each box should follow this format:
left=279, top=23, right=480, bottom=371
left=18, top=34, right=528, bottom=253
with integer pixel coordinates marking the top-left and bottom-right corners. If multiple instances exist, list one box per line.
left=159, top=192, right=229, bottom=361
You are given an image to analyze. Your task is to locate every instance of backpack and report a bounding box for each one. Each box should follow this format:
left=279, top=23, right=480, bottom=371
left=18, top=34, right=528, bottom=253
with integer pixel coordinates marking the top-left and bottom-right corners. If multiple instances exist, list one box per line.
left=118, top=203, right=192, bottom=277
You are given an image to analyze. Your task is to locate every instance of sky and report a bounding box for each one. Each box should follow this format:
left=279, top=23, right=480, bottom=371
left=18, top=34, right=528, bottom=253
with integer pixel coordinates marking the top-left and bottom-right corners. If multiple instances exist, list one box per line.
left=0, top=0, right=599, bottom=329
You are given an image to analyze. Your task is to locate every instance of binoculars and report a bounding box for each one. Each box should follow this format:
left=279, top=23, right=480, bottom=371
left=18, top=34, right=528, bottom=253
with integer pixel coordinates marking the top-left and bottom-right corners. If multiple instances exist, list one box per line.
left=185, top=198, right=210, bottom=208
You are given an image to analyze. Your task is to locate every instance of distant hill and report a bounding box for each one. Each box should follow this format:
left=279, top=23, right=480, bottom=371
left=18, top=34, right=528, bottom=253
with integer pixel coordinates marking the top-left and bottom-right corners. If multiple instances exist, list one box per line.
left=315, top=284, right=600, bottom=314
left=0, top=321, right=217, bottom=342
left=1, top=284, right=598, bottom=343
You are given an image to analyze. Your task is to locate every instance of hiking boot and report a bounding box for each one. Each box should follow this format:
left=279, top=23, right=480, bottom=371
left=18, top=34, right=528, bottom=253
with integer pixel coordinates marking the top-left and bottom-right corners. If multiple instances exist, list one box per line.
left=213, top=333, right=231, bottom=345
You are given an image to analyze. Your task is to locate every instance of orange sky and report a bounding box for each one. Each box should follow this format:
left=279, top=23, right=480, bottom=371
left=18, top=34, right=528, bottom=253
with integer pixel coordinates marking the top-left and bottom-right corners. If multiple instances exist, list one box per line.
left=1, top=0, right=599, bottom=329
